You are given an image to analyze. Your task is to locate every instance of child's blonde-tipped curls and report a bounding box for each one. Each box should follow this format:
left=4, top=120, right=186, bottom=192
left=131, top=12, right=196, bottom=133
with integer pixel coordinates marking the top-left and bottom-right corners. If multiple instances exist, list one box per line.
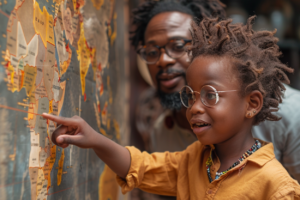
left=190, top=16, right=294, bottom=124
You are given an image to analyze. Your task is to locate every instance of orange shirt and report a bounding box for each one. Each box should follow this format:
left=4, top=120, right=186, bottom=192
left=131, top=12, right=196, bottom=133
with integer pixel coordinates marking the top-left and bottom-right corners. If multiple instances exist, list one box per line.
left=117, top=140, right=300, bottom=200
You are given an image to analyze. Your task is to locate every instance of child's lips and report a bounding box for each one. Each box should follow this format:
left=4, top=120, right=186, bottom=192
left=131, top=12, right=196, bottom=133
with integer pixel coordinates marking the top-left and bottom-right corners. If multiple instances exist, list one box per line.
left=192, top=125, right=211, bottom=136
left=190, top=118, right=211, bottom=135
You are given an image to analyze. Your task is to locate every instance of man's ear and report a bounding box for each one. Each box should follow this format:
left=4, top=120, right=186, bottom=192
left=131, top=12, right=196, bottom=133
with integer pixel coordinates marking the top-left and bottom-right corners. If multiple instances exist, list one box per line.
left=245, top=90, right=263, bottom=118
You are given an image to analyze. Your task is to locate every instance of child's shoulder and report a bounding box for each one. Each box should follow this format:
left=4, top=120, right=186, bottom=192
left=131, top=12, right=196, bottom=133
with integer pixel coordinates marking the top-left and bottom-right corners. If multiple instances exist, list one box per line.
left=238, top=142, right=300, bottom=199
left=180, top=141, right=209, bottom=162
left=184, top=140, right=205, bottom=153
left=262, top=157, right=297, bottom=182
left=258, top=157, right=300, bottom=199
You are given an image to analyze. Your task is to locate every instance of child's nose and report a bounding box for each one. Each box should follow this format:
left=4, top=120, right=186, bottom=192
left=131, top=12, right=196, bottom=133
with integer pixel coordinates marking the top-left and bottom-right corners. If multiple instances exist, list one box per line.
left=189, top=95, right=206, bottom=115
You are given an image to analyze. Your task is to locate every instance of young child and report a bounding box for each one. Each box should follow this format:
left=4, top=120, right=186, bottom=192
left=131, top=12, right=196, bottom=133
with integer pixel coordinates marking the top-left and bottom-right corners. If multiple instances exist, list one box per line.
left=43, top=16, right=300, bottom=199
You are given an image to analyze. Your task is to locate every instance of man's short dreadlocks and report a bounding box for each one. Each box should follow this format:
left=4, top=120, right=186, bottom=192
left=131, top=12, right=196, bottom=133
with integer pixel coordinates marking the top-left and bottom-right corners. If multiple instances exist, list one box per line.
left=190, top=16, right=294, bottom=124
left=130, top=0, right=226, bottom=48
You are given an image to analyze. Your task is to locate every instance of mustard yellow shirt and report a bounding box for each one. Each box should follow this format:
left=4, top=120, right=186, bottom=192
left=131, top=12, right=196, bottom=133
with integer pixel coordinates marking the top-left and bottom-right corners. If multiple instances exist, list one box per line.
left=117, top=141, right=300, bottom=200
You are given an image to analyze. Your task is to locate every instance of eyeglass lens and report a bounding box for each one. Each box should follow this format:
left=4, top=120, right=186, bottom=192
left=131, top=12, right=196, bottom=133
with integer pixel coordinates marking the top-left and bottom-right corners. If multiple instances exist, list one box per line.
left=180, top=86, right=218, bottom=108
left=140, top=39, right=190, bottom=64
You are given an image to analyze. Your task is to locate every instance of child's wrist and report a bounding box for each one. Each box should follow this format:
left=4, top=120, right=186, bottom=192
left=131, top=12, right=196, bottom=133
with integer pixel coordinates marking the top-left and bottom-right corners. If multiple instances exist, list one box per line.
left=90, top=130, right=105, bottom=149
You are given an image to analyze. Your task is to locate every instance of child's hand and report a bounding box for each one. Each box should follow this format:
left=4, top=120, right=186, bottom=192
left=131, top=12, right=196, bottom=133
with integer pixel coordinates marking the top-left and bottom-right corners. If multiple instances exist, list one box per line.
left=42, top=113, right=98, bottom=149
left=43, top=113, right=131, bottom=178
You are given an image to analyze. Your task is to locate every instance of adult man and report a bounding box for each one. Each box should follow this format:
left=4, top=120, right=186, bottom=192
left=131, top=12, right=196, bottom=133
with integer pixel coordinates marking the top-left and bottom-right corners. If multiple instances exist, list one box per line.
left=132, top=0, right=300, bottom=190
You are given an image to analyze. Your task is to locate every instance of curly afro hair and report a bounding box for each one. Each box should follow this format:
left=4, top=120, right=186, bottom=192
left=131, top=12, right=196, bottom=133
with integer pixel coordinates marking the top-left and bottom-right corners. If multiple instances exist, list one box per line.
left=189, top=16, right=294, bottom=124
left=130, top=0, right=226, bottom=48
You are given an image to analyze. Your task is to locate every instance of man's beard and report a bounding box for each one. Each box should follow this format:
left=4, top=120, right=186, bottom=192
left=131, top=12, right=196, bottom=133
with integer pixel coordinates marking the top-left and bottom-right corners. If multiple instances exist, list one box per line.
left=157, top=89, right=183, bottom=111
left=156, top=68, right=186, bottom=111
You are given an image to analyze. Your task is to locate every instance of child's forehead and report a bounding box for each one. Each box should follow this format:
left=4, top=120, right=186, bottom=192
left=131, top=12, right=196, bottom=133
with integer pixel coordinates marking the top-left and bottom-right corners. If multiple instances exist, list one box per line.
left=186, top=56, right=239, bottom=88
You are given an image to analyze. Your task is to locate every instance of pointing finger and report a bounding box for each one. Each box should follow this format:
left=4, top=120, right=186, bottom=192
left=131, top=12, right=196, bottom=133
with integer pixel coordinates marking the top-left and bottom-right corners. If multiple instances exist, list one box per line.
left=42, top=113, right=76, bottom=126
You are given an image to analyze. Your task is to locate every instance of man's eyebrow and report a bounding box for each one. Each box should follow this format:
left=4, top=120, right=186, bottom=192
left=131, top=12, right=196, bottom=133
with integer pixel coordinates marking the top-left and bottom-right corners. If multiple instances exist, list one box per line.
left=145, top=37, right=190, bottom=45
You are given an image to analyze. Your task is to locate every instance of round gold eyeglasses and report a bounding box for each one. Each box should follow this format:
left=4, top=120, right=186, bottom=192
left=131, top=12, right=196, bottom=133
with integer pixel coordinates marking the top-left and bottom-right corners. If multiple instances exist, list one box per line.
left=179, top=85, right=238, bottom=108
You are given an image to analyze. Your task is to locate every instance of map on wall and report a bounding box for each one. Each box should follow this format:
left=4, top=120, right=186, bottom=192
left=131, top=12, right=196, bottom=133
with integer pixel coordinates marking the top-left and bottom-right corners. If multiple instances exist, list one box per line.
left=0, top=0, right=128, bottom=199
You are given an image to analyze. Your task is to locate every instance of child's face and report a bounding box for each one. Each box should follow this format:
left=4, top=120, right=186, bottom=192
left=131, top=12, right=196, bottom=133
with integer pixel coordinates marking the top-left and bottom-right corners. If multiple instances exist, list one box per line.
left=186, top=56, right=248, bottom=145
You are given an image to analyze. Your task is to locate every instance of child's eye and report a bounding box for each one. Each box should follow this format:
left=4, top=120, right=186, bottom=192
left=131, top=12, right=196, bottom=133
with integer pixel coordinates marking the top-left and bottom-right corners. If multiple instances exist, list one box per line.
left=206, top=92, right=216, bottom=100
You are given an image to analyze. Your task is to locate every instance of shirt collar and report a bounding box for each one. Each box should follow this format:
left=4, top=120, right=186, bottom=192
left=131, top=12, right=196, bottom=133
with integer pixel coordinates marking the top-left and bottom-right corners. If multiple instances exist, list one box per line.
left=204, top=139, right=275, bottom=168
left=246, top=142, right=275, bottom=167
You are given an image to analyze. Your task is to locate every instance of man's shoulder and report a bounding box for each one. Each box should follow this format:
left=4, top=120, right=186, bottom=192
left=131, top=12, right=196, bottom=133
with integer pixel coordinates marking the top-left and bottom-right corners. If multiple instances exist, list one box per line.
left=279, top=85, right=300, bottom=113
left=271, top=85, right=300, bottom=127
left=283, top=84, right=300, bottom=98
left=153, top=110, right=174, bottom=130
left=151, top=110, right=198, bottom=152
left=153, top=110, right=194, bottom=138
left=254, top=85, right=300, bottom=133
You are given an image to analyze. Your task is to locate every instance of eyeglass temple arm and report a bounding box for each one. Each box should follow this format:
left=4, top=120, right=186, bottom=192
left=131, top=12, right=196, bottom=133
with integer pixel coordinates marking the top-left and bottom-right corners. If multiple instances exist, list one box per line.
left=179, top=90, right=237, bottom=94
left=217, top=90, right=238, bottom=93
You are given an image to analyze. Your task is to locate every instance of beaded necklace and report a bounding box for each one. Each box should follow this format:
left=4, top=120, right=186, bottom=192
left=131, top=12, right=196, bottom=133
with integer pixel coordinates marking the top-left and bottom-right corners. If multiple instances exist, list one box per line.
left=206, top=140, right=262, bottom=183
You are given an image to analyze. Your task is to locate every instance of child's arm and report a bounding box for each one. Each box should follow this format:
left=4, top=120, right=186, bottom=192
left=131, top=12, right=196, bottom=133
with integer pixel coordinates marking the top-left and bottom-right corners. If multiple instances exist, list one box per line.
left=42, top=113, right=130, bottom=178
left=43, top=113, right=185, bottom=196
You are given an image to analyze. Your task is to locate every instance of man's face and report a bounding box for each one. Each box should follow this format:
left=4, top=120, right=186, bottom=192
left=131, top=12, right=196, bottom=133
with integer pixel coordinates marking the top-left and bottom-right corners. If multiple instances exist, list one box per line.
left=144, top=12, right=193, bottom=110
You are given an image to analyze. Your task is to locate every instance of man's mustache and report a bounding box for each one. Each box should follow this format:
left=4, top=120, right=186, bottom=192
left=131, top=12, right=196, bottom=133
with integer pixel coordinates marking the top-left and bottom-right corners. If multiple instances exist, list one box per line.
left=156, top=68, right=186, bottom=80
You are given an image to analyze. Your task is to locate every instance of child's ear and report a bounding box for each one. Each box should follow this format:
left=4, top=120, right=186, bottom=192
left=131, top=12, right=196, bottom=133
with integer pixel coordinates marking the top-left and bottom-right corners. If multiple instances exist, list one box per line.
left=245, top=90, right=263, bottom=118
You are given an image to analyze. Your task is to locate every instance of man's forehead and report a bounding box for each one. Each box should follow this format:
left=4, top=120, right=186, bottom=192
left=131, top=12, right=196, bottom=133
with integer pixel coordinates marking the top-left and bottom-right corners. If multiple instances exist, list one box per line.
left=144, top=12, right=193, bottom=43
